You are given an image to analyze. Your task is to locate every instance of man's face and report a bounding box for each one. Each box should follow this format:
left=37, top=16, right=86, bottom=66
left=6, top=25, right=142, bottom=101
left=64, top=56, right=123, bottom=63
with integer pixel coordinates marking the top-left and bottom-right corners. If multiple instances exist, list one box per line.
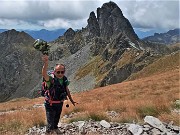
left=54, top=65, right=65, bottom=78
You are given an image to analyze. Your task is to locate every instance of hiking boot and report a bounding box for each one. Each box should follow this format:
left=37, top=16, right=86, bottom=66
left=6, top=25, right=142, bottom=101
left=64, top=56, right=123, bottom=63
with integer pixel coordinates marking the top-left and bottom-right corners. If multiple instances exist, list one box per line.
left=45, top=129, right=51, bottom=134
left=45, top=130, right=56, bottom=135
left=54, top=128, right=65, bottom=134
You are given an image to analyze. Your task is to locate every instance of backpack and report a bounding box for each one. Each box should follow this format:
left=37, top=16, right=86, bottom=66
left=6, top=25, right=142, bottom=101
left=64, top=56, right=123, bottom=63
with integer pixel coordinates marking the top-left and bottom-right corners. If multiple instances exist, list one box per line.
left=41, top=73, right=68, bottom=106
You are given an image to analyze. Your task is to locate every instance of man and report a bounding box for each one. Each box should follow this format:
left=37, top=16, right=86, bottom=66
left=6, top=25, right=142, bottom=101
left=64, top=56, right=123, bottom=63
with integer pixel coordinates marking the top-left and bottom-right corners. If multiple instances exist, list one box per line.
left=42, top=55, right=76, bottom=133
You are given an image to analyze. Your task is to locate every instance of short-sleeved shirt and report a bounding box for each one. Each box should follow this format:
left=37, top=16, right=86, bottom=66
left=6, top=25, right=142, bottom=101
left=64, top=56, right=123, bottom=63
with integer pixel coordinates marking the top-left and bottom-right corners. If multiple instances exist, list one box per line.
left=46, top=76, right=70, bottom=88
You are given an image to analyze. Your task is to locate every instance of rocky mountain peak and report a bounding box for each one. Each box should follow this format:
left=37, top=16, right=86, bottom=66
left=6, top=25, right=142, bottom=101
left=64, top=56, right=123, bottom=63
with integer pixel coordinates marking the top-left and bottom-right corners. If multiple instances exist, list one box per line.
left=98, top=1, right=123, bottom=19
left=96, top=1, right=138, bottom=42
left=0, top=29, right=34, bottom=45
left=64, top=28, right=75, bottom=41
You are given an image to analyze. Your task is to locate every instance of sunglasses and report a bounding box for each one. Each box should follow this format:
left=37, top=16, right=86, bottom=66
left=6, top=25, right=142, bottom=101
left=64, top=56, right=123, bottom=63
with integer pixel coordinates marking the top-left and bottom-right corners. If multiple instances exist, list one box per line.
left=56, top=71, right=65, bottom=74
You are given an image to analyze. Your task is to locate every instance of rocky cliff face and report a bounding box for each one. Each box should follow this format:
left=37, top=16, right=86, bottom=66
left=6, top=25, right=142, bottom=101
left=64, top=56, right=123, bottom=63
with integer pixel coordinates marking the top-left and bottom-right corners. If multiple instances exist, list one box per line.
left=0, top=29, right=42, bottom=102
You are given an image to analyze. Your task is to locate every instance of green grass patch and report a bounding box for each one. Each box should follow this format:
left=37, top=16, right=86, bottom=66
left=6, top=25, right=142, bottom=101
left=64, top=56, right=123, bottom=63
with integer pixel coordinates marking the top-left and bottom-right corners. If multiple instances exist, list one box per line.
left=137, top=105, right=159, bottom=118
left=89, top=112, right=109, bottom=121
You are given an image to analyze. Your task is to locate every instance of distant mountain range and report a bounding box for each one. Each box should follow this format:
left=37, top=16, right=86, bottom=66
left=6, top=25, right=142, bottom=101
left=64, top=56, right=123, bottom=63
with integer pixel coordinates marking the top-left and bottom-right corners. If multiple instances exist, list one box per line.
left=24, top=29, right=66, bottom=42
left=143, top=28, right=180, bottom=45
left=0, top=29, right=66, bottom=42
left=0, top=29, right=7, bottom=33
left=0, top=28, right=179, bottom=43
left=134, top=29, right=167, bottom=39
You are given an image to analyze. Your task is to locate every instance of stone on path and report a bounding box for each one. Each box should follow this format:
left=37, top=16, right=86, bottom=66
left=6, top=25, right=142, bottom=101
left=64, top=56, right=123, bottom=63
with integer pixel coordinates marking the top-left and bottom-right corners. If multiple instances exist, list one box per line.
left=128, top=124, right=143, bottom=135
left=144, top=116, right=167, bottom=132
left=100, top=120, right=111, bottom=128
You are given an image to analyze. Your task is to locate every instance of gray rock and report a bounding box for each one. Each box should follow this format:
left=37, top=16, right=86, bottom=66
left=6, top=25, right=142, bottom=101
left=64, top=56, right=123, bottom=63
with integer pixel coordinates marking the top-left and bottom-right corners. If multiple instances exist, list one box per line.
left=128, top=124, right=143, bottom=135
left=151, top=128, right=162, bottom=135
left=74, top=121, right=85, bottom=130
left=144, top=116, right=167, bottom=132
left=100, top=120, right=111, bottom=128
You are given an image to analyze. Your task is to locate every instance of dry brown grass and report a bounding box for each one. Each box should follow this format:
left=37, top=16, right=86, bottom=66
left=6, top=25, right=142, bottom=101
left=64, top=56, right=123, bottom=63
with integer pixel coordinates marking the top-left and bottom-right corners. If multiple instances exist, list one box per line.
left=0, top=67, right=179, bottom=134
left=0, top=106, right=45, bottom=135
left=0, top=97, right=43, bottom=112
left=63, top=68, right=179, bottom=124
left=0, top=97, right=46, bottom=135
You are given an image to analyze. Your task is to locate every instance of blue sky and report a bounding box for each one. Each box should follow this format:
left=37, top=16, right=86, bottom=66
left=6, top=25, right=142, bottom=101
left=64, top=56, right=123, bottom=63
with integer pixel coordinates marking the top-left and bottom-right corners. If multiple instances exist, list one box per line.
left=0, top=0, right=179, bottom=33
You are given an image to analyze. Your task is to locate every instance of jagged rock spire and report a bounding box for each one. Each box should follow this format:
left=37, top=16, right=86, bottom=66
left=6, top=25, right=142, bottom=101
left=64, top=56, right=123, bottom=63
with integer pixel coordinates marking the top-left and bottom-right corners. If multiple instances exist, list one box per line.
left=87, top=11, right=100, bottom=37
left=86, top=1, right=139, bottom=42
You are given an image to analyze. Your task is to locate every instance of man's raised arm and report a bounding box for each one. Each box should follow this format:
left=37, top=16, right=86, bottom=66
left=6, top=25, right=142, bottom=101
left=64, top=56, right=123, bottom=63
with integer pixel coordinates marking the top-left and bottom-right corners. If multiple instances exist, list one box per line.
left=42, top=55, right=49, bottom=81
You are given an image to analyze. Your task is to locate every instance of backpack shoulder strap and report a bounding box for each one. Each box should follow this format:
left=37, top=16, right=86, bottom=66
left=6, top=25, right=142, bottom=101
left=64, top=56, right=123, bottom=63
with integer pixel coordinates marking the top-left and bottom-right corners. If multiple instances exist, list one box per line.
left=52, top=76, right=60, bottom=86
left=63, top=76, right=68, bottom=87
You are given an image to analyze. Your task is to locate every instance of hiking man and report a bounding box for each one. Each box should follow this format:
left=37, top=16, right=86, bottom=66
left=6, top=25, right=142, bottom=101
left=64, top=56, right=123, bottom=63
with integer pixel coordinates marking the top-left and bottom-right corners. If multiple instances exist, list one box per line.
left=42, top=55, right=76, bottom=133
